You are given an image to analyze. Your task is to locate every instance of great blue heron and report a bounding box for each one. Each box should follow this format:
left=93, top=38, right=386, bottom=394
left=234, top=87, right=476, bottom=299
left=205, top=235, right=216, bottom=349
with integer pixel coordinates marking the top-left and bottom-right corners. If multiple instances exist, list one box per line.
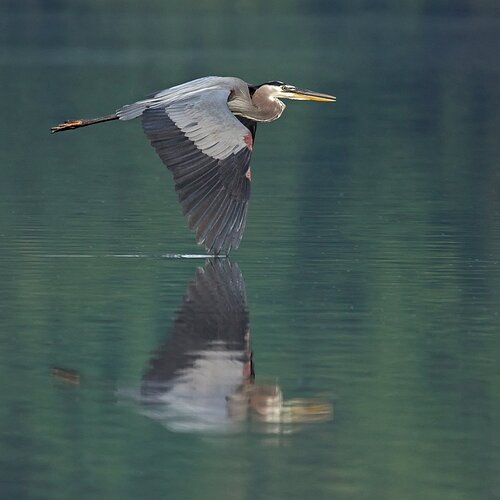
left=52, top=76, right=335, bottom=254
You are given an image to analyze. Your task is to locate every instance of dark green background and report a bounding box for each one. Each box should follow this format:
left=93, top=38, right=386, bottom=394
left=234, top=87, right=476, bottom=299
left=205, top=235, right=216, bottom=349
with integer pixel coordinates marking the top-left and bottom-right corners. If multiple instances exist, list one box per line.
left=1, top=1, right=499, bottom=499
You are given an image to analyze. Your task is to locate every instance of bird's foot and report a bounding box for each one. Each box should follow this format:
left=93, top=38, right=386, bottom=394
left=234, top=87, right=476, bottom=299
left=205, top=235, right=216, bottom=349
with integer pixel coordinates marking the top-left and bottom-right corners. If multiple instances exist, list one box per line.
left=51, top=119, right=83, bottom=134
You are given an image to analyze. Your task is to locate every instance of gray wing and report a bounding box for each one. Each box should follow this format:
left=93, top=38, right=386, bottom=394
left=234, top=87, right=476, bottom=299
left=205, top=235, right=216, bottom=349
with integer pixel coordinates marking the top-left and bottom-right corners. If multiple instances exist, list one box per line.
left=140, top=87, right=253, bottom=254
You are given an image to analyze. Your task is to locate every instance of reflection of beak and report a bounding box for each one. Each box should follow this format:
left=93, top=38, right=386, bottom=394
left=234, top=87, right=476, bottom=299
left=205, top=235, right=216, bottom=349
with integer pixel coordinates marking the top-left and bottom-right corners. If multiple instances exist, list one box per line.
left=285, top=88, right=336, bottom=102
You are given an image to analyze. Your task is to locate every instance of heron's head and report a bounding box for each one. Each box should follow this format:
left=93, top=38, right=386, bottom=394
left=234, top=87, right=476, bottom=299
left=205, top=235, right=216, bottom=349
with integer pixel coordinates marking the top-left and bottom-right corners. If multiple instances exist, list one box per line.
left=257, top=81, right=336, bottom=103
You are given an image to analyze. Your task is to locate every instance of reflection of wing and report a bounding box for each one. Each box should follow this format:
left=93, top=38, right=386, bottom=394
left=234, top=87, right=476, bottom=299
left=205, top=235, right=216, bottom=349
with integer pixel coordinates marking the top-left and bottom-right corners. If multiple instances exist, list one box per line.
left=118, top=77, right=254, bottom=254
left=142, top=259, right=250, bottom=396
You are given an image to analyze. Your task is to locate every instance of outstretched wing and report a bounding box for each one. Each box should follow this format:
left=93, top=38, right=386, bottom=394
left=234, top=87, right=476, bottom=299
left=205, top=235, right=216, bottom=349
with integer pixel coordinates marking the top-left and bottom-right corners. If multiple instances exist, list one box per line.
left=140, top=88, right=255, bottom=254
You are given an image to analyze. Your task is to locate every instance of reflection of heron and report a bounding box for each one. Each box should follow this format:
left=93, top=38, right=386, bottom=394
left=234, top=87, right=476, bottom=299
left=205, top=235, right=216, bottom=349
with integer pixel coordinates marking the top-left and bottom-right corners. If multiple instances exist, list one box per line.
left=137, top=259, right=332, bottom=433
left=140, top=259, right=254, bottom=432
left=52, top=77, right=335, bottom=254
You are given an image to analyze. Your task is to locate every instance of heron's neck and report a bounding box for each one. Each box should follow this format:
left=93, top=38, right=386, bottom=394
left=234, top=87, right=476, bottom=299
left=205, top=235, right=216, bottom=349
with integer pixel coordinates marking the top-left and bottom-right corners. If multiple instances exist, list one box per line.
left=230, top=88, right=286, bottom=123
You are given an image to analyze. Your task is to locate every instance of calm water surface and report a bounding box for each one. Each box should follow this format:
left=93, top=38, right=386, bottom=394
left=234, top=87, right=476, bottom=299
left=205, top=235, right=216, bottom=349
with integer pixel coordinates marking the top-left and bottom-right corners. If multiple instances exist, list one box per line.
left=1, top=3, right=499, bottom=499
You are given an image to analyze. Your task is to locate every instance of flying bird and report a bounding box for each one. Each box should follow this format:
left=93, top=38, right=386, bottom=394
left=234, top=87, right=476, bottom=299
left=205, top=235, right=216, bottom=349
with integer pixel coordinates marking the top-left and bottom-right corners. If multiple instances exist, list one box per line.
left=52, top=76, right=335, bottom=254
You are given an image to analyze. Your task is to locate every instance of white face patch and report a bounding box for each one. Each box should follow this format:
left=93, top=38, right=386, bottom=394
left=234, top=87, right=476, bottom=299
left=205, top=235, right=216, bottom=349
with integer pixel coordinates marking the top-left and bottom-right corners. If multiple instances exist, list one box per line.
left=261, top=85, right=285, bottom=101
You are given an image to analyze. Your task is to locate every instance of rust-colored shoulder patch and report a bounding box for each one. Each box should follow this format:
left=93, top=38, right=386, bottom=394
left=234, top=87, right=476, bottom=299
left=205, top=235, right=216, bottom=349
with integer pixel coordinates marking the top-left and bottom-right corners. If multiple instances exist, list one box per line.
left=243, top=133, right=253, bottom=151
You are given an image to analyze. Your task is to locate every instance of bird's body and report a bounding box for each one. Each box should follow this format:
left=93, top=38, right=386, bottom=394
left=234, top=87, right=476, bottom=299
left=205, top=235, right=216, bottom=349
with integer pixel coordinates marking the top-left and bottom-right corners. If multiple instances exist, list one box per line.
left=52, top=76, right=335, bottom=254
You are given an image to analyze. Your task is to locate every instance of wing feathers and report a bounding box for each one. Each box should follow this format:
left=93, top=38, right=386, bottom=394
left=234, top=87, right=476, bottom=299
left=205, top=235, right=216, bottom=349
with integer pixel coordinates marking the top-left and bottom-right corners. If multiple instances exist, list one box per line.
left=141, top=90, right=255, bottom=254
left=195, top=190, right=229, bottom=246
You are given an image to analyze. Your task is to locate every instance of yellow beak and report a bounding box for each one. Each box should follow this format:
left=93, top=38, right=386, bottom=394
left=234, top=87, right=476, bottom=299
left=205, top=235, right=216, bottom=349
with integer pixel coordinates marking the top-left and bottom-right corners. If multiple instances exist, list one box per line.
left=286, top=88, right=336, bottom=102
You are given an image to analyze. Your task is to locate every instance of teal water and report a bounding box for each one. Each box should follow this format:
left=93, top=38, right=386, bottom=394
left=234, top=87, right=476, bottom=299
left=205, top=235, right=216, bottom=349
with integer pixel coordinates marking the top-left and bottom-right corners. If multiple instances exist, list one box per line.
left=1, top=2, right=499, bottom=499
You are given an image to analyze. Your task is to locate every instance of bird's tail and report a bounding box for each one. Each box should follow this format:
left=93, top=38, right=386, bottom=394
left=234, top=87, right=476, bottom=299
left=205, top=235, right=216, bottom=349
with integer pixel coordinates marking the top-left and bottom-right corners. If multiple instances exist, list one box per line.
left=51, top=113, right=119, bottom=133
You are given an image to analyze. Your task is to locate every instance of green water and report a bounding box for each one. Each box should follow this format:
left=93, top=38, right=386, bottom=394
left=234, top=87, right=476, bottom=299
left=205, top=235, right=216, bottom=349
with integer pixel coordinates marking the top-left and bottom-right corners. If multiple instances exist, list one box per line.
left=1, top=2, right=499, bottom=499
